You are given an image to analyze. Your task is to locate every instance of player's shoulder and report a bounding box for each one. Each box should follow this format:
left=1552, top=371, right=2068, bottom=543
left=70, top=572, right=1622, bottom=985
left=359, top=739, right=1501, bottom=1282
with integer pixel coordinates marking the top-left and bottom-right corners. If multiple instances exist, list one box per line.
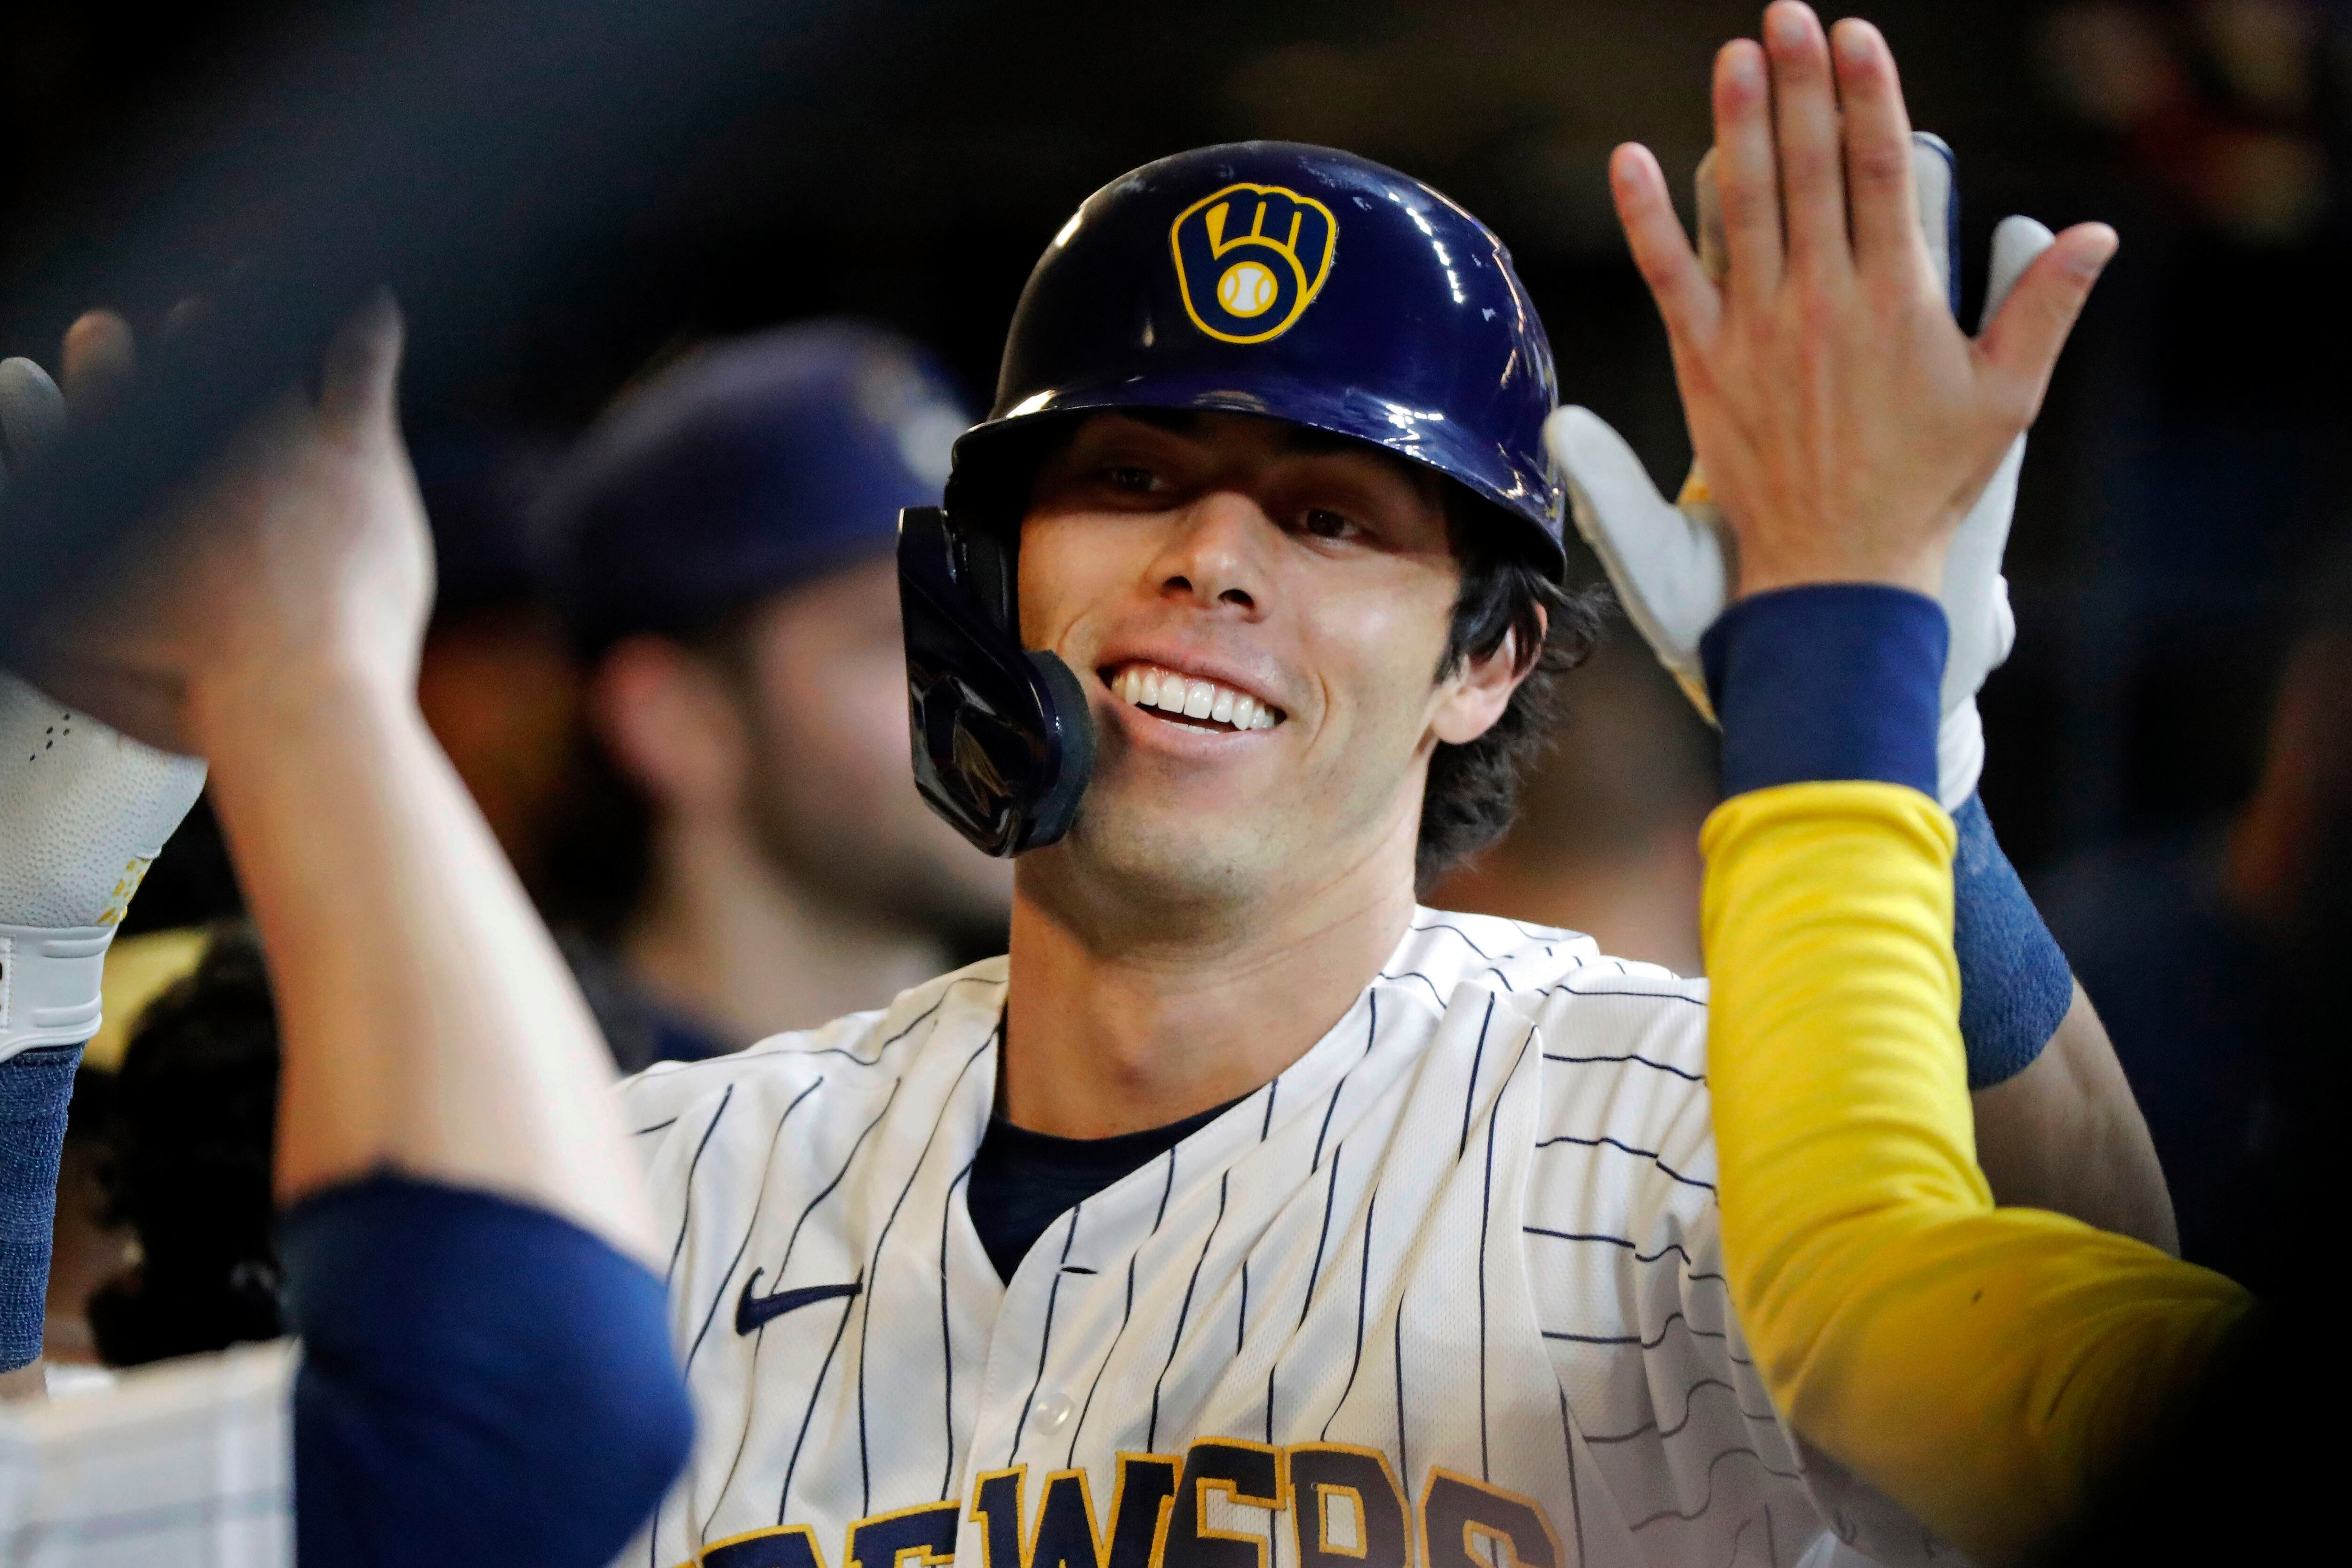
left=1395, top=905, right=1710, bottom=1094
left=1406, top=915, right=1720, bottom=1236
left=1393, top=906, right=1706, bottom=1017
left=613, top=956, right=1008, bottom=1132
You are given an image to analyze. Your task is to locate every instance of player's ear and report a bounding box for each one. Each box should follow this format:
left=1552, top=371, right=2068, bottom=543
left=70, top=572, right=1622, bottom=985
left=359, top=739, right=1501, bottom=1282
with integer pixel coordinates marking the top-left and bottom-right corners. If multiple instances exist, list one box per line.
left=588, top=634, right=751, bottom=816
left=1430, top=610, right=1541, bottom=747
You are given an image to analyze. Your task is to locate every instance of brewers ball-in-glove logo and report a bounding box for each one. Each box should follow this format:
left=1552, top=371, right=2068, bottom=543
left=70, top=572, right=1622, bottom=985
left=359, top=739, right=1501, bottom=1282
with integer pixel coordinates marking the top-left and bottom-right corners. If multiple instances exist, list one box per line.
left=1170, top=182, right=1338, bottom=344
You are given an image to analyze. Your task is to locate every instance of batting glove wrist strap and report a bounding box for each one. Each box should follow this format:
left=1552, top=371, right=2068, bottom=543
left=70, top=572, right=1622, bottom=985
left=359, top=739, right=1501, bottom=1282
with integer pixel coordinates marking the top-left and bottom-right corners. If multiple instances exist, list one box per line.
left=0, top=924, right=115, bottom=1066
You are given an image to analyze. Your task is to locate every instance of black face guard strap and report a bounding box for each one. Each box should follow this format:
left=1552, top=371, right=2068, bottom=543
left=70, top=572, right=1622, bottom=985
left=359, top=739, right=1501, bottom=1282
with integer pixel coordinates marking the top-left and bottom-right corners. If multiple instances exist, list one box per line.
left=897, top=506, right=1095, bottom=857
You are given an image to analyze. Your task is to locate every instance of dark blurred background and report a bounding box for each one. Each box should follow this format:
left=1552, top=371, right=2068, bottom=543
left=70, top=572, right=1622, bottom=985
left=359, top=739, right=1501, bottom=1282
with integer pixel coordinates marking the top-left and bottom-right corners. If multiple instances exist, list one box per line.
left=15, top=0, right=2345, bottom=871
left=9, top=0, right=2350, bottom=1317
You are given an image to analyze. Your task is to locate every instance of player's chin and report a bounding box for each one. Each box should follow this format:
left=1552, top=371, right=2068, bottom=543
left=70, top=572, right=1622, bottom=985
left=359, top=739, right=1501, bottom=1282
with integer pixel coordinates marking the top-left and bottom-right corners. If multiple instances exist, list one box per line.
left=1068, top=790, right=1275, bottom=895
left=1084, top=740, right=1286, bottom=842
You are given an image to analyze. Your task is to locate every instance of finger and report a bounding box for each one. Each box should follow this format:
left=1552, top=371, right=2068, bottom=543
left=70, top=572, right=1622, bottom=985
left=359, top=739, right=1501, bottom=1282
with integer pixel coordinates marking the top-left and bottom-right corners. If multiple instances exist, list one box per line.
left=1693, top=148, right=1731, bottom=283
left=0, top=358, right=68, bottom=477
left=1611, top=143, right=1719, bottom=344
left=317, top=291, right=405, bottom=435
left=61, top=310, right=136, bottom=416
left=1979, top=214, right=2054, bottom=330
left=1976, top=222, right=2117, bottom=425
left=1832, top=18, right=1924, bottom=281
left=1711, top=38, right=1783, bottom=301
left=162, top=297, right=214, bottom=341
left=1763, top=1, right=1848, bottom=276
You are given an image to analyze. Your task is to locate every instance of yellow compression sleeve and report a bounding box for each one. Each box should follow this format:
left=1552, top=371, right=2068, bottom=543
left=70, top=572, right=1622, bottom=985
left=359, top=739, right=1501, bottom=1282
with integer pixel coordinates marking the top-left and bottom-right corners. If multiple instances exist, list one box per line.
left=1700, top=782, right=2252, bottom=1563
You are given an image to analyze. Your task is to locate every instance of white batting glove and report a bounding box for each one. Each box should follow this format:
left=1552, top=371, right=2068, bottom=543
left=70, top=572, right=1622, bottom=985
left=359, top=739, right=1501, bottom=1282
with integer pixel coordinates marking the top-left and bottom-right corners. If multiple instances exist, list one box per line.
left=1546, top=135, right=2053, bottom=809
left=0, top=355, right=208, bottom=1064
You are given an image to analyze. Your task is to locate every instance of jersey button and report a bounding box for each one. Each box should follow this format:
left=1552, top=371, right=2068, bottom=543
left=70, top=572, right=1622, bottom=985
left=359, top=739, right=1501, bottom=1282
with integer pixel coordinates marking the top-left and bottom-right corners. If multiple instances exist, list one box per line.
left=1030, top=1391, right=1075, bottom=1433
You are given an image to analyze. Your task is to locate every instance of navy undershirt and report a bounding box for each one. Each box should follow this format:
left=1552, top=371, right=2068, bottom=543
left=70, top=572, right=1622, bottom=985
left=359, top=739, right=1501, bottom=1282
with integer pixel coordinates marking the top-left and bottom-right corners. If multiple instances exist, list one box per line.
left=968, top=1097, right=1243, bottom=1281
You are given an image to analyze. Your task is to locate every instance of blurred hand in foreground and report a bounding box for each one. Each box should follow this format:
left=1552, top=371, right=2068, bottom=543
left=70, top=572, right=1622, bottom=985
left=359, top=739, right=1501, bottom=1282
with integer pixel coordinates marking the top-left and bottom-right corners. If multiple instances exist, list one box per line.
left=23, top=298, right=432, bottom=757
left=1606, top=1, right=2117, bottom=599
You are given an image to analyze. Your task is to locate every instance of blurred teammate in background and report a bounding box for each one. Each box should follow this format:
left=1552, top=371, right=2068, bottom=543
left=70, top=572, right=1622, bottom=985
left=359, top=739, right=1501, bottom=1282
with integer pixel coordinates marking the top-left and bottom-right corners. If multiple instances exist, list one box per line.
left=535, top=323, right=1011, bottom=1063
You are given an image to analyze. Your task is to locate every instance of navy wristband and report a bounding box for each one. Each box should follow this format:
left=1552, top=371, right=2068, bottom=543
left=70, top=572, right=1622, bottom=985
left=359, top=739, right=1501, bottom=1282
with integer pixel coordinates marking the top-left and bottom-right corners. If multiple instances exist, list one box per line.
left=1950, top=793, right=2074, bottom=1088
left=1701, top=584, right=1946, bottom=799
left=1, top=1044, right=79, bottom=1371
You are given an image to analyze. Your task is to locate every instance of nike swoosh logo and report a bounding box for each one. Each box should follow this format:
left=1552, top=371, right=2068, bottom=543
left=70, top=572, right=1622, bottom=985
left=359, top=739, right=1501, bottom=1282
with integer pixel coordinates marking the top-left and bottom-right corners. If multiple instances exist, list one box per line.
left=735, top=1270, right=862, bottom=1335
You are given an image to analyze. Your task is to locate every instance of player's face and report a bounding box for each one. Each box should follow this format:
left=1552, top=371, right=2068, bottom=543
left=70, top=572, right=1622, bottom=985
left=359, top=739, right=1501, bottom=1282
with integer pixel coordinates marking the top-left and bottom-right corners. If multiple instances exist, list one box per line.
left=1018, top=411, right=1508, bottom=908
left=736, top=557, right=1013, bottom=936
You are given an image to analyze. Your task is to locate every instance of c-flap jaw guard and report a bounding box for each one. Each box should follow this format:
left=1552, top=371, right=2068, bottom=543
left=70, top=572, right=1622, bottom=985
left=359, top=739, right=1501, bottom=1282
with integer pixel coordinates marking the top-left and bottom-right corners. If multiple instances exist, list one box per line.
left=897, top=506, right=1094, bottom=857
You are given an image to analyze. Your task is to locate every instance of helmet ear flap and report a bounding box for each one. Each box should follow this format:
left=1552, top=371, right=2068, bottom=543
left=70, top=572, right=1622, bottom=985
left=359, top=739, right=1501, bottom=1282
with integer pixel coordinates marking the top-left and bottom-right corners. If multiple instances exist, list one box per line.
left=897, top=506, right=1095, bottom=857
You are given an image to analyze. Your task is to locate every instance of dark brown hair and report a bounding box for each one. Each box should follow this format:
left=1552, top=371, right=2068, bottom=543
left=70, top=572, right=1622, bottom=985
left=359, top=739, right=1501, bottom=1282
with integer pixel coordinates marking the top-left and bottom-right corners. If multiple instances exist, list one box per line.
left=1418, top=498, right=1606, bottom=889
left=88, top=924, right=284, bottom=1366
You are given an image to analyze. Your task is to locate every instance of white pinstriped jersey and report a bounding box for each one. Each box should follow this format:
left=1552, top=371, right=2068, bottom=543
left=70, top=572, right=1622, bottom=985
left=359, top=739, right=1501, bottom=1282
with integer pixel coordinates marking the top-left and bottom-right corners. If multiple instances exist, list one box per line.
left=0, top=1338, right=294, bottom=1566
left=619, top=910, right=1942, bottom=1568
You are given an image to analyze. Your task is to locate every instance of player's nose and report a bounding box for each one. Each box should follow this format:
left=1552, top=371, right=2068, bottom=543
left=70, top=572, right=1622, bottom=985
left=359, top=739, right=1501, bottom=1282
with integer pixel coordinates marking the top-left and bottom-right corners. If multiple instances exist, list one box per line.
left=1150, top=491, right=1269, bottom=617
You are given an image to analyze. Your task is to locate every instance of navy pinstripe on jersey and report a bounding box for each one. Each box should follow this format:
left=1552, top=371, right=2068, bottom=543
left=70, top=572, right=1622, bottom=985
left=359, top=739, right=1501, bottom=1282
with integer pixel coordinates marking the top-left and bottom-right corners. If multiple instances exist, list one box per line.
left=0, top=1340, right=295, bottom=1566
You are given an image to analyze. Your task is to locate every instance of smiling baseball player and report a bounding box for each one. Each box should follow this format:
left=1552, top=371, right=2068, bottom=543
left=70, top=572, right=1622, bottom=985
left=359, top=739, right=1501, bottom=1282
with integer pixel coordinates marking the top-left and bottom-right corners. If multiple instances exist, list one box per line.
left=2, top=7, right=2148, bottom=1566
left=613, top=10, right=2152, bottom=1568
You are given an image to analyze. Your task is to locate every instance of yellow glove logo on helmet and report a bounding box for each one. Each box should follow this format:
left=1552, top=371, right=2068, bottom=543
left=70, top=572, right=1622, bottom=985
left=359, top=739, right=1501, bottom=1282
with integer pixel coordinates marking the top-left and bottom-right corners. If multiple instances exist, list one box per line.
left=1169, top=183, right=1338, bottom=344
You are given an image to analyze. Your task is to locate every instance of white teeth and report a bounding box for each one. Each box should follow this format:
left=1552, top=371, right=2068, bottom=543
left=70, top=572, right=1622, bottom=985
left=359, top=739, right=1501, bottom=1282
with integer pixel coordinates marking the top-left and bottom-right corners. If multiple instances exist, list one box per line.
left=1115, top=664, right=1279, bottom=731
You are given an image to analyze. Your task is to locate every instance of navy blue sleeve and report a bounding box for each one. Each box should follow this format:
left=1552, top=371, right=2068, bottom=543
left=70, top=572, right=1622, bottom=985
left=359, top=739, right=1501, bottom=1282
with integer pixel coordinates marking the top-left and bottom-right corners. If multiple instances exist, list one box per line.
left=0, top=1044, right=79, bottom=1371
left=280, top=1174, right=693, bottom=1567
left=1703, top=585, right=2074, bottom=1088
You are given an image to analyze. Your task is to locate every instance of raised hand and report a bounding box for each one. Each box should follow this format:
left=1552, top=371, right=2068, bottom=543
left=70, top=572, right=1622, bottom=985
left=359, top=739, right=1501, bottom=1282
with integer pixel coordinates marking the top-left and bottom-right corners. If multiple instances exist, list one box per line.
left=16, top=298, right=433, bottom=758
left=0, top=335, right=207, bottom=1065
left=1605, top=2, right=2115, bottom=602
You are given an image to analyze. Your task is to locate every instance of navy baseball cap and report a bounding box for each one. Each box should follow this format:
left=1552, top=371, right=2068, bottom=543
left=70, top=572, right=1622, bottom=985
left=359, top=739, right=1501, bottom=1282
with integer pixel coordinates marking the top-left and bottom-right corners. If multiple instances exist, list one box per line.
left=538, top=320, right=971, bottom=651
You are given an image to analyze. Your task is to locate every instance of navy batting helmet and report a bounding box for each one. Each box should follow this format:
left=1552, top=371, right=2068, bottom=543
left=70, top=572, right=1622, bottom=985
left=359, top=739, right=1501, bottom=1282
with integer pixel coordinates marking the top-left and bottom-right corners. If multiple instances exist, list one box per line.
left=953, top=142, right=1565, bottom=575
left=901, top=142, right=1563, bottom=857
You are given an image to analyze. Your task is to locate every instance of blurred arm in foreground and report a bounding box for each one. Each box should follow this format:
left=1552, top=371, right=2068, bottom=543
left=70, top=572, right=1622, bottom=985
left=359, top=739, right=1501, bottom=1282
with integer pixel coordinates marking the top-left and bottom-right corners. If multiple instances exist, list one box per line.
left=0, top=302, right=690, bottom=1566
left=1612, top=6, right=2250, bottom=1561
